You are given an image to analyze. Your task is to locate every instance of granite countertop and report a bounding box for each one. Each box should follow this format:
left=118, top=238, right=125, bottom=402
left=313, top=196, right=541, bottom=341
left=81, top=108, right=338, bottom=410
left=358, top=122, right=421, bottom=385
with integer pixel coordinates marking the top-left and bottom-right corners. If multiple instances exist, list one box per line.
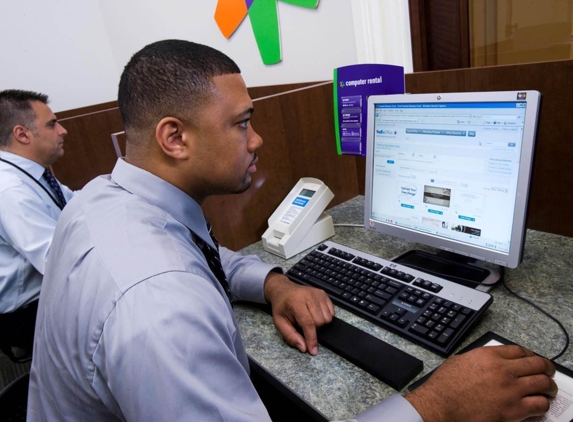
left=235, top=196, right=573, bottom=420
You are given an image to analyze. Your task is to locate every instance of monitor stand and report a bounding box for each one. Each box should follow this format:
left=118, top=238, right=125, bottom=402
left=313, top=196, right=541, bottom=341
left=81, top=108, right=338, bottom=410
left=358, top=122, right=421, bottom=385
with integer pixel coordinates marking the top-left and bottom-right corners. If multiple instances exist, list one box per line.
left=391, top=249, right=501, bottom=293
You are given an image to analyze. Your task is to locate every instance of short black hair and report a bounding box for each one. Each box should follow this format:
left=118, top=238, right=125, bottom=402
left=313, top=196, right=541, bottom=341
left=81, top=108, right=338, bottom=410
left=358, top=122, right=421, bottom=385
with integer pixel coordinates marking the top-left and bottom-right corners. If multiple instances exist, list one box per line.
left=0, top=90, right=49, bottom=147
left=118, top=39, right=241, bottom=139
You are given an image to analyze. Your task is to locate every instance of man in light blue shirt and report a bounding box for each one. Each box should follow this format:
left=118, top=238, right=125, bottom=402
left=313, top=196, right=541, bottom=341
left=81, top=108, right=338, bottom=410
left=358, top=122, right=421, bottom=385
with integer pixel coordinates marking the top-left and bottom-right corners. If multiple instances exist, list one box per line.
left=28, top=41, right=557, bottom=421
left=0, top=90, right=73, bottom=358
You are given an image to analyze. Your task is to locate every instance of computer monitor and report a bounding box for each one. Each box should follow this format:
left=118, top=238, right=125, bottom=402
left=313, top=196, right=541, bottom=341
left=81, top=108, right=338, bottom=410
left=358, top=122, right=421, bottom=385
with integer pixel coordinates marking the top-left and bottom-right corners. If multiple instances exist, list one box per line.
left=364, top=90, right=541, bottom=289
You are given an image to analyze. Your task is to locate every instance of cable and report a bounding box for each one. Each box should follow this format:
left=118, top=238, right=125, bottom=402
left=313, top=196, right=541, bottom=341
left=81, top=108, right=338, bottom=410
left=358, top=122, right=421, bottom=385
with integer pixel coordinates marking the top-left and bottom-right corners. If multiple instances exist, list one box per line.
left=333, top=223, right=364, bottom=228
left=501, top=267, right=570, bottom=361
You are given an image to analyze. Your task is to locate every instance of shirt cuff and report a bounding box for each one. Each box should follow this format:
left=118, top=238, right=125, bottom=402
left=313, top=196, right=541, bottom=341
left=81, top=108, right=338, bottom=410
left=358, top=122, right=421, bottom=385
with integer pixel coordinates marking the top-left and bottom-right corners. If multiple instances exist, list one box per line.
left=232, top=260, right=282, bottom=303
left=348, top=394, right=423, bottom=422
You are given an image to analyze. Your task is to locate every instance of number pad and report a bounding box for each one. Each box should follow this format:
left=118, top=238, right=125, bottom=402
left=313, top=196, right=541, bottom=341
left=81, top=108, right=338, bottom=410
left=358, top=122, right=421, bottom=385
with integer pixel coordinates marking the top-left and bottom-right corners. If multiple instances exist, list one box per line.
left=409, top=298, right=474, bottom=345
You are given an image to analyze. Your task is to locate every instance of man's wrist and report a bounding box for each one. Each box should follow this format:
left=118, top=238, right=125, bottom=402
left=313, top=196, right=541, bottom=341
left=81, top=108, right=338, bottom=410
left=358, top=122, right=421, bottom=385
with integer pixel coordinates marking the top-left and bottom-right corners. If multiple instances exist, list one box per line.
left=404, top=388, right=448, bottom=422
left=263, top=271, right=289, bottom=304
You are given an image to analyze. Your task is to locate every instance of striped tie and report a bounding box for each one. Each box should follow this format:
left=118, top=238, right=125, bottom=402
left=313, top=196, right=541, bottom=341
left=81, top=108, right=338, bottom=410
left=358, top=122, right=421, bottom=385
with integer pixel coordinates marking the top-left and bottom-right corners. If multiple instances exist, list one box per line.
left=197, top=221, right=231, bottom=302
left=42, top=169, right=66, bottom=208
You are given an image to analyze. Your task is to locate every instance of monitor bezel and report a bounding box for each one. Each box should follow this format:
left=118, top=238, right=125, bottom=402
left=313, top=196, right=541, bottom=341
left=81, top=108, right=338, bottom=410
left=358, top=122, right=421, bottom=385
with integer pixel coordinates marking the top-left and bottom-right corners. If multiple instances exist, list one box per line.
left=364, top=90, right=541, bottom=269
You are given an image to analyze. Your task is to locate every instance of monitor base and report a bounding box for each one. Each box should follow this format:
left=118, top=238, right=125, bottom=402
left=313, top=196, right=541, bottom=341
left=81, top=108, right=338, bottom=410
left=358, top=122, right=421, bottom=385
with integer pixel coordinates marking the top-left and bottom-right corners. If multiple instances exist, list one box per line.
left=391, top=249, right=500, bottom=293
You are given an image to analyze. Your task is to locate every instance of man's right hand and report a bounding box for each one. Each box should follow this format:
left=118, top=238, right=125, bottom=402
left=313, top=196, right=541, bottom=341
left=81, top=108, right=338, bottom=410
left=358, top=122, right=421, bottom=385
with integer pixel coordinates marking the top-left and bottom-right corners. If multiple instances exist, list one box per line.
left=405, top=345, right=558, bottom=421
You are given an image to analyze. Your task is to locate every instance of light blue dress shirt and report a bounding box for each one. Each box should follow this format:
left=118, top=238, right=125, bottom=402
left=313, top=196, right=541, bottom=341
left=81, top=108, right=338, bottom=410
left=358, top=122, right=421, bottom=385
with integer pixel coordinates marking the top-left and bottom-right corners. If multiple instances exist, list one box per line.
left=28, top=159, right=422, bottom=422
left=0, top=150, right=74, bottom=313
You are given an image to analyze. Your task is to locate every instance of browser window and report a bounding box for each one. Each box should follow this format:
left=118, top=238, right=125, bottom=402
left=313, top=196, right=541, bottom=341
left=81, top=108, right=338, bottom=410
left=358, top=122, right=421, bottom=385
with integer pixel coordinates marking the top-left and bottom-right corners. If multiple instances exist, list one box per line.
left=370, top=102, right=527, bottom=254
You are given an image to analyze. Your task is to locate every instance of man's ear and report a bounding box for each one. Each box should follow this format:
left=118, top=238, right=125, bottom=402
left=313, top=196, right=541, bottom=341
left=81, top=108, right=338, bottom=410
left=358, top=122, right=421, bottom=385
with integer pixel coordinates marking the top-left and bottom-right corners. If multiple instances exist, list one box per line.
left=155, top=117, right=191, bottom=159
left=12, top=125, right=31, bottom=145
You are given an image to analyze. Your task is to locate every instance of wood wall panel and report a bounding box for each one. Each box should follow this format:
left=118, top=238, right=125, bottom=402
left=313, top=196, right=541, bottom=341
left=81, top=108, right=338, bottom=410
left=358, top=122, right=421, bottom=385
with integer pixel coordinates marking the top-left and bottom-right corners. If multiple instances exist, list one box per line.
left=408, top=0, right=429, bottom=72
left=52, top=103, right=123, bottom=190
left=409, top=0, right=470, bottom=72
left=405, top=60, right=573, bottom=238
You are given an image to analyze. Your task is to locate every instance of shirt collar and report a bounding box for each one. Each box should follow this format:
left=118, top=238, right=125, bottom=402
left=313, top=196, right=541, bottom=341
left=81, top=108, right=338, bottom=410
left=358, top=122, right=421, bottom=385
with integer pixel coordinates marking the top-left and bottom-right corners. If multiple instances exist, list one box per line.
left=110, top=158, right=216, bottom=249
left=0, top=151, right=46, bottom=180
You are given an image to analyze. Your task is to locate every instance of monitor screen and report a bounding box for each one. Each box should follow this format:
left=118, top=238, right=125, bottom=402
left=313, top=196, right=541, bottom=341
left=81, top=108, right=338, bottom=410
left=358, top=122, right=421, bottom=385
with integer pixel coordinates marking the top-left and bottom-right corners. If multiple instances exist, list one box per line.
left=364, top=91, right=541, bottom=269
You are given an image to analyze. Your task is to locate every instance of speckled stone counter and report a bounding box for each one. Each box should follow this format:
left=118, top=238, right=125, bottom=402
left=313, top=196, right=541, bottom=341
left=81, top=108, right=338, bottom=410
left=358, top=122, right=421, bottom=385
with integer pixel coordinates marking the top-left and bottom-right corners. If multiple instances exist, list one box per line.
left=235, top=196, right=573, bottom=421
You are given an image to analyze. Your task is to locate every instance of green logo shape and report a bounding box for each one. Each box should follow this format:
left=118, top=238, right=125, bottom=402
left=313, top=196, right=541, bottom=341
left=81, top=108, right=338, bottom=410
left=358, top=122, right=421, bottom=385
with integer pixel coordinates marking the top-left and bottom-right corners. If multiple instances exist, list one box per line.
left=215, top=0, right=320, bottom=65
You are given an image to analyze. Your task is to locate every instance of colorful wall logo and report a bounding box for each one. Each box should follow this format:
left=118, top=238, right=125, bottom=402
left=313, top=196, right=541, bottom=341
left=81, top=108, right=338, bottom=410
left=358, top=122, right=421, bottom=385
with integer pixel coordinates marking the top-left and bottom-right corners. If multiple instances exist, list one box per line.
left=215, top=0, right=320, bottom=65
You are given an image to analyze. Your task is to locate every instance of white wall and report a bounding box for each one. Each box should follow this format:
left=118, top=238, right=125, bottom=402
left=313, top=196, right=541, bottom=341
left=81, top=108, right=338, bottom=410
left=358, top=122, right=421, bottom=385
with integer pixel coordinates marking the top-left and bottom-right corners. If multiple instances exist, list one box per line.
left=0, top=0, right=358, bottom=112
left=0, top=0, right=119, bottom=112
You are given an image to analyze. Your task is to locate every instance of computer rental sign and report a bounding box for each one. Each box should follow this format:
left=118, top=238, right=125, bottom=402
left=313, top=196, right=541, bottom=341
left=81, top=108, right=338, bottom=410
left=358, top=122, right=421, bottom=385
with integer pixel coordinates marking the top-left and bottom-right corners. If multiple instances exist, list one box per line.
left=334, top=64, right=405, bottom=156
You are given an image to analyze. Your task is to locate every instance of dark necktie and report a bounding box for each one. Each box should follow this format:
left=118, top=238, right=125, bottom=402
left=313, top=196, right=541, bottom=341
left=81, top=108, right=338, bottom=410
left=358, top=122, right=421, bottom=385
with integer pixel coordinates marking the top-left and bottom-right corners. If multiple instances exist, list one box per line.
left=42, top=169, right=66, bottom=208
left=197, top=221, right=231, bottom=302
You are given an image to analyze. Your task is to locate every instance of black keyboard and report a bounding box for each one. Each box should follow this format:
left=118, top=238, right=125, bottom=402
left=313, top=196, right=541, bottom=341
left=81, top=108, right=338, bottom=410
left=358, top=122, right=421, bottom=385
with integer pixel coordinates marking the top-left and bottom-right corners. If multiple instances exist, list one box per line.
left=286, top=241, right=493, bottom=357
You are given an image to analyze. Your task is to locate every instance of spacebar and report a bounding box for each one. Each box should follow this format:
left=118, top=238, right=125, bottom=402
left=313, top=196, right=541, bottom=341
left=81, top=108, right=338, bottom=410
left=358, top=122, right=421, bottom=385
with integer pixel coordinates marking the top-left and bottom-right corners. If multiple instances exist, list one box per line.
left=306, top=277, right=343, bottom=296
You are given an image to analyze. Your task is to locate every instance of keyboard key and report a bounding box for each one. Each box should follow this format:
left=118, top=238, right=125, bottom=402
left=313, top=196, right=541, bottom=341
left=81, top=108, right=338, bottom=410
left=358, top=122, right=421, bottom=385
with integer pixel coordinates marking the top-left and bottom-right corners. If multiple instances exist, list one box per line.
left=366, top=303, right=380, bottom=314
left=374, top=290, right=392, bottom=301
left=450, top=314, right=467, bottom=329
left=388, top=280, right=402, bottom=289
left=437, top=328, right=455, bottom=345
left=409, top=323, right=429, bottom=337
left=365, top=294, right=386, bottom=307
left=429, top=283, right=443, bottom=293
left=385, top=286, right=398, bottom=295
left=403, top=274, right=415, bottom=283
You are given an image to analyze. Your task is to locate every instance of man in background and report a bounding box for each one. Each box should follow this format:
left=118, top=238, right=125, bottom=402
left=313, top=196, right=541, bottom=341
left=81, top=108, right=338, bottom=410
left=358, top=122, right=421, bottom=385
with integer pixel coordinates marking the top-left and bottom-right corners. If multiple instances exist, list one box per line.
left=0, top=90, right=73, bottom=360
left=28, top=41, right=556, bottom=421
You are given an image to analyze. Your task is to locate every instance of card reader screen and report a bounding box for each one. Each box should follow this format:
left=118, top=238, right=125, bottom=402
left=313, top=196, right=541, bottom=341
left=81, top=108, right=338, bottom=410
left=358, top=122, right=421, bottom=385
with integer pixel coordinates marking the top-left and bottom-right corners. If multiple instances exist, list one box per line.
left=299, top=189, right=316, bottom=198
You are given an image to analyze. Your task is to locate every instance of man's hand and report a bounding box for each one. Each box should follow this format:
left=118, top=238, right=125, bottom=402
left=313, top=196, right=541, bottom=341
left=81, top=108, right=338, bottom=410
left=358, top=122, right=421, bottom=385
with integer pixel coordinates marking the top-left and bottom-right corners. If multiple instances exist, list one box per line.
left=263, top=272, right=335, bottom=355
left=405, top=345, right=558, bottom=422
